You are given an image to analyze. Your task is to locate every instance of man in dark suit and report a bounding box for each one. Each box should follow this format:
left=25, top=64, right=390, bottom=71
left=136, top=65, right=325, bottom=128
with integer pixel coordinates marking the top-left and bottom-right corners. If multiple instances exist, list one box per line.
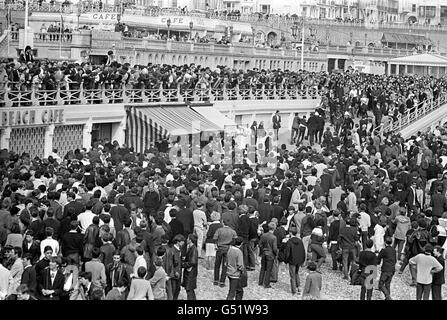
left=105, top=252, right=130, bottom=294
left=406, top=180, right=420, bottom=212
left=168, top=208, right=184, bottom=242
left=63, top=192, right=85, bottom=219
left=430, top=186, right=447, bottom=217
left=279, top=181, right=293, bottom=212
left=110, top=197, right=130, bottom=232
left=60, top=221, right=84, bottom=266
left=22, top=230, right=41, bottom=264
left=272, top=110, right=281, bottom=140
left=175, top=200, right=194, bottom=238
left=37, top=257, right=65, bottom=300
left=21, top=253, right=37, bottom=296
left=258, top=197, right=274, bottom=225
left=258, top=222, right=278, bottom=288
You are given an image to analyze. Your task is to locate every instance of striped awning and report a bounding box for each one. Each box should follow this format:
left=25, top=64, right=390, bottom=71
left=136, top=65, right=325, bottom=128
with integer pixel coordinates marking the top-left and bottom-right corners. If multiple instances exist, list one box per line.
left=126, top=106, right=169, bottom=154
left=126, top=104, right=224, bottom=153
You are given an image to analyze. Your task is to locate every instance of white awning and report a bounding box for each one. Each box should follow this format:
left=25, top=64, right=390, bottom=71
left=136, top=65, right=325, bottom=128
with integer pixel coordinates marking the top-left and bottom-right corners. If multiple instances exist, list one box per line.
left=190, top=105, right=236, bottom=128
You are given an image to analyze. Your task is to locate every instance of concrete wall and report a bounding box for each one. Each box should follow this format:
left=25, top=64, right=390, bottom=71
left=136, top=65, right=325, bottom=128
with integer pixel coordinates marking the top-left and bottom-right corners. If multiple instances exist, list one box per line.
left=214, top=98, right=320, bottom=129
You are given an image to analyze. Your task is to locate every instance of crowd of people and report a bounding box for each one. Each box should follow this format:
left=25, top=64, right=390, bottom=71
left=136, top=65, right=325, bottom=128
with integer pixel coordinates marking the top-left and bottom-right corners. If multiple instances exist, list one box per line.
left=1, top=50, right=446, bottom=113
left=1, top=51, right=447, bottom=301
left=0, top=92, right=446, bottom=300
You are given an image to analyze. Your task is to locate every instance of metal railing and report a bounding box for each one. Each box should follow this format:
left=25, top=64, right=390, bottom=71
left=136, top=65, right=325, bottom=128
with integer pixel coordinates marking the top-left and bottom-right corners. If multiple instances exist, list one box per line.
left=377, top=93, right=447, bottom=137
left=0, top=83, right=322, bottom=108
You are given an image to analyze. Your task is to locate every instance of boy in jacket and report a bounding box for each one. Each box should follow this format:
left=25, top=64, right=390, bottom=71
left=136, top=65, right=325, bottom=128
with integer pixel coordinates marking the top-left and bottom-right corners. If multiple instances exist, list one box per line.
left=284, top=227, right=305, bottom=295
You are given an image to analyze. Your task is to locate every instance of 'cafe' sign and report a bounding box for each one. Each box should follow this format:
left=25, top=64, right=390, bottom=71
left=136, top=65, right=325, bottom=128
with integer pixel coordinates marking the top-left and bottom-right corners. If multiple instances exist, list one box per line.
left=1, top=109, right=64, bottom=127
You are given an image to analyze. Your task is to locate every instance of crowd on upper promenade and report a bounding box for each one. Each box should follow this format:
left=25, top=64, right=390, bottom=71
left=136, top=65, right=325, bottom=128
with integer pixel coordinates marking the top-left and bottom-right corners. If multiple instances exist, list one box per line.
left=1, top=48, right=446, bottom=114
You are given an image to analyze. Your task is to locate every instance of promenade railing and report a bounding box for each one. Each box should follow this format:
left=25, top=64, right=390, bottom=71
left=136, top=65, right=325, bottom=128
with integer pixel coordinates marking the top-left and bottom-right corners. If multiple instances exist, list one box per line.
left=0, top=83, right=322, bottom=108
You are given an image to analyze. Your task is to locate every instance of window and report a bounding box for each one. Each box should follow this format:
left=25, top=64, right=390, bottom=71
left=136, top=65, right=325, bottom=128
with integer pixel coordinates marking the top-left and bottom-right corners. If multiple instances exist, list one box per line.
left=441, top=6, right=447, bottom=18
left=412, top=4, right=416, bottom=12
left=426, top=6, right=436, bottom=18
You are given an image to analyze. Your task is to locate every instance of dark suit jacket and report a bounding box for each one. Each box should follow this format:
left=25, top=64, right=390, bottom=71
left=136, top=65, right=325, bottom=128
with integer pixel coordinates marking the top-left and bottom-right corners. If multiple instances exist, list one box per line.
left=279, top=187, right=292, bottom=211
left=43, top=218, right=61, bottom=240
left=406, top=187, right=420, bottom=211
left=258, top=203, right=274, bottom=224
left=110, top=205, right=130, bottom=232
left=430, top=193, right=447, bottom=217
left=22, top=239, right=41, bottom=264
left=272, top=114, right=281, bottom=129
left=259, top=232, right=278, bottom=257
left=176, top=208, right=194, bottom=235
left=21, top=265, right=37, bottom=295
left=63, top=200, right=85, bottom=219
left=38, top=268, right=65, bottom=300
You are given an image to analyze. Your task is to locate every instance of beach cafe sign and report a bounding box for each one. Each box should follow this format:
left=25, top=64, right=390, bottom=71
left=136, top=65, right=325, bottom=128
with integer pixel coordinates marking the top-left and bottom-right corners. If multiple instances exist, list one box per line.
left=160, top=16, right=205, bottom=28
left=1, top=108, right=64, bottom=127
left=83, top=12, right=120, bottom=24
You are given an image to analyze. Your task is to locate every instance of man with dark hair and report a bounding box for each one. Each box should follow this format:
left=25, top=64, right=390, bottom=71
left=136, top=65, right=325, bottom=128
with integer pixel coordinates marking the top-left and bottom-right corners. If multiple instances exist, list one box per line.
left=338, top=218, right=359, bottom=280
left=182, top=234, right=198, bottom=300
left=165, top=234, right=184, bottom=300
left=284, top=227, right=305, bottom=295
left=213, top=217, right=238, bottom=287
left=409, top=243, right=443, bottom=300
left=60, top=220, right=84, bottom=266
left=377, top=236, right=396, bottom=300
left=105, top=251, right=130, bottom=294
left=84, top=247, right=107, bottom=289
left=7, top=246, right=23, bottom=295
left=258, top=222, right=278, bottom=288
left=110, top=197, right=130, bottom=232
left=16, top=284, right=37, bottom=300
left=226, top=236, right=245, bottom=300
left=20, top=253, right=37, bottom=296
left=43, top=208, right=60, bottom=240
left=38, top=256, right=64, bottom=300
left=359, top=239, right=377, bottom=300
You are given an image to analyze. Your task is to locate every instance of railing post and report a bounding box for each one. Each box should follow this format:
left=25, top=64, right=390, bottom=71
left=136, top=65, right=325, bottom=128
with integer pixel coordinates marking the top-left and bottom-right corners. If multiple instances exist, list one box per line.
left=222, top=86, right=228, bottom=100
left=141, top=85, right=148, bottom=103
left=159, top=83, right=166, bottom=102
left=122, top=84, right=129, bottom=104
left=208, top=88, right=214, bottom=102
left=79, top=82, right=87, bottom=105
left=31, top=86, right=39, bottom=107
left=56, top=84, right=64, bottom=105
left=235, top=85, right=241, bottom=100
left=261, top=84, right=267, bottom=100
left=5, top=87, right=12, bottom=108
left=176, top=84, right=182, bottom=102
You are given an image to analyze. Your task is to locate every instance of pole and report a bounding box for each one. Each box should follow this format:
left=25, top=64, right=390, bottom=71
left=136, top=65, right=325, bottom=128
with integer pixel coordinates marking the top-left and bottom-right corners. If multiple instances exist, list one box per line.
left=24, top=0, right=29, bottom=50
left=301, top=18, right=304, bottom=70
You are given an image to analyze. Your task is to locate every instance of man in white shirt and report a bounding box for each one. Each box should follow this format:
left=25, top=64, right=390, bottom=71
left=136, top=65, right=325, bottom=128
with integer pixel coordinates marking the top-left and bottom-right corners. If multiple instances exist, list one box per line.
left=132, top=246, right=147, bottom=278
left=192, top=203, right=208, bottom=258
left=40, top=227, right=60, bottom=259
left=77, top=201, right=96, bottom=234
left=357, top=203, right=371, bottom=250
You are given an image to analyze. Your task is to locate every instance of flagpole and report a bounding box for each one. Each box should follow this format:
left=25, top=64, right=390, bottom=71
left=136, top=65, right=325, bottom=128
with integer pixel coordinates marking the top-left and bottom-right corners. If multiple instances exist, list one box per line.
left=301, top=17, right=305, bottom=70
left=24, top=0, right=29, bottom=50
left=59, top=14, right=63, bottom=59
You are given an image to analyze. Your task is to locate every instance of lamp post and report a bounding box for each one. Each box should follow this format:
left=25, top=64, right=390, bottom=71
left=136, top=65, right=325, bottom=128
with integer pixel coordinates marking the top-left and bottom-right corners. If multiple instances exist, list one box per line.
left=167, top=18, right=171, bottom=39
left=189, top=21, right=193, bottom=40
left=24, top=0, right=29, bottom=50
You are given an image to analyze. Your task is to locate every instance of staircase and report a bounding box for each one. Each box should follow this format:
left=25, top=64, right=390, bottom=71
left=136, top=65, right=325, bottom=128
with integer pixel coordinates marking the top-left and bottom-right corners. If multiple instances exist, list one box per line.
left=379, top=93, right=447, bottom=139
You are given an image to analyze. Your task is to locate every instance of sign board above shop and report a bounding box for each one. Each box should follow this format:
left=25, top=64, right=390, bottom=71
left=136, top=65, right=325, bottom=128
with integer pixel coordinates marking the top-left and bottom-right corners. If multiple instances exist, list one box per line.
left=1, top=109, right=64, bottom=127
